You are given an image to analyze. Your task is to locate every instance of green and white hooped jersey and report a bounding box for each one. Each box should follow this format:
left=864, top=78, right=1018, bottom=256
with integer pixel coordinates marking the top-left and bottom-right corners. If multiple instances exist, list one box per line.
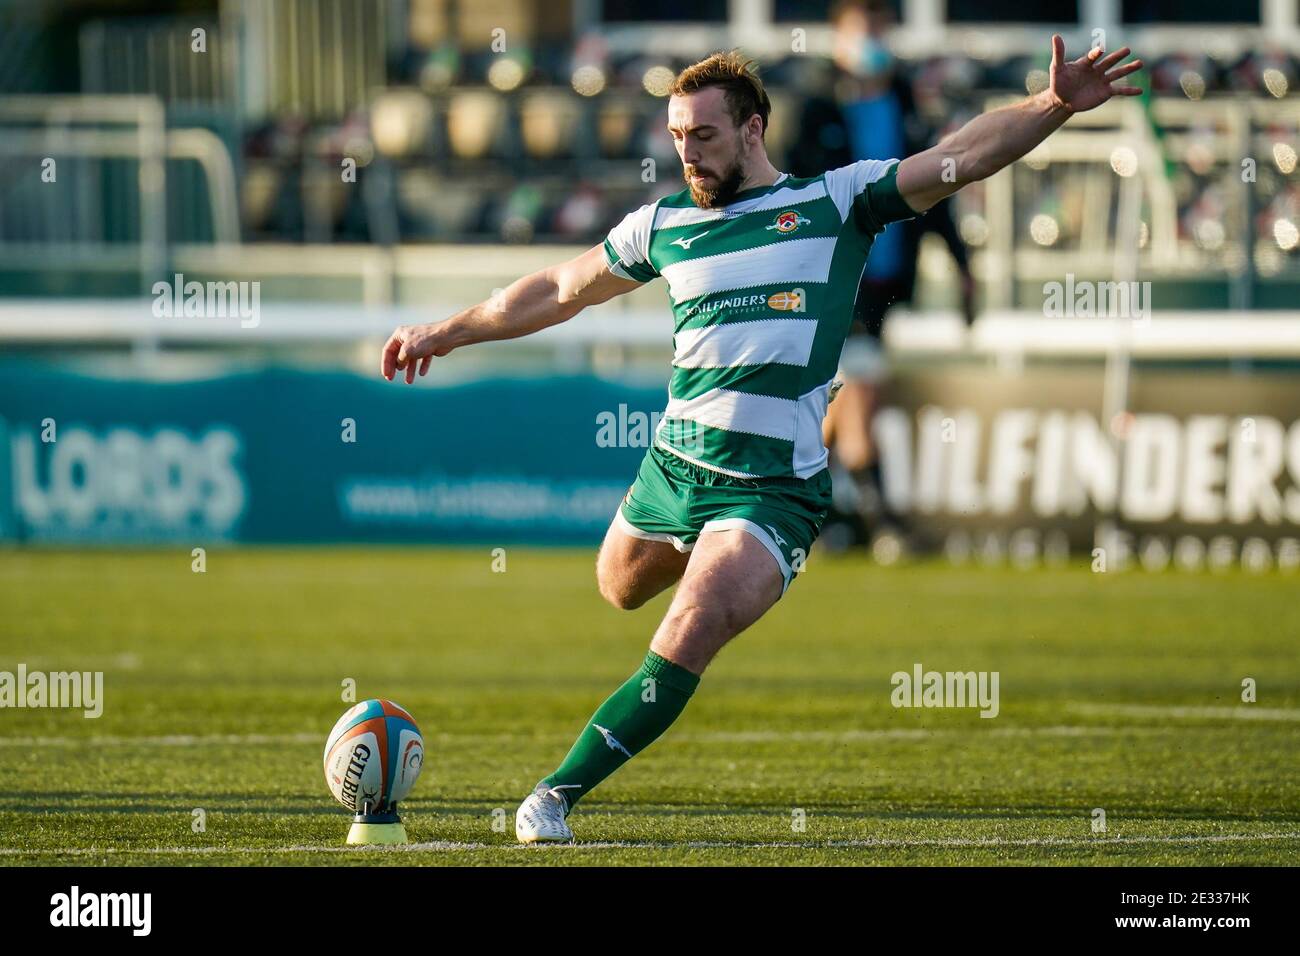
left=603, top=159, right=917, bottom=479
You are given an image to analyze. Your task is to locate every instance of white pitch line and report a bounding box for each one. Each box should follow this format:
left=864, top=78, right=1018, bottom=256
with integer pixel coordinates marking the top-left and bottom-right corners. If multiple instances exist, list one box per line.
left=3, top=703, right=1297, bottom=749
left=676, top=725, right=1177, bottom=743
left=3, top=831, right=1299, bottom=857
left=0, top=654, right=143, bottom=671
left=1067, top=703, right=1300, bottom=722
left=504, top=832, right=1300, bottom=851
left=0, top=722, right=1236, bottom=749
left=0, top=732, right=322, bottom=748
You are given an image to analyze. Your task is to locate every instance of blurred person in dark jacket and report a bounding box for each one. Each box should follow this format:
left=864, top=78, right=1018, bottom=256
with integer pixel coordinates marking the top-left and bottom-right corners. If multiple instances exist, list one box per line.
left=791, top=0, right=975, bottom=544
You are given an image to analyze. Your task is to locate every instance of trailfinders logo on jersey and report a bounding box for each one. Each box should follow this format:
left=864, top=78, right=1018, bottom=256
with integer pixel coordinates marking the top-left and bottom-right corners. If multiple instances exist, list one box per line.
left=686, top=288, right=806, bottom=320
left=767, top=289, right=805, bottom=311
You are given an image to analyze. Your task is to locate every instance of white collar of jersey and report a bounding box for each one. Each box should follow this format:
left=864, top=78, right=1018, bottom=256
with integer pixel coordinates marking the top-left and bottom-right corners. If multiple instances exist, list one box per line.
left=726, top=172, right=790, bottom=206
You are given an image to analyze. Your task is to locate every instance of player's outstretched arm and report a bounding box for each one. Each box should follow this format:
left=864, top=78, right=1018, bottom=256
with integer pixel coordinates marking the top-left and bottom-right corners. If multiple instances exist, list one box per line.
left=381, top=244, right=641, bottom=383
left=895, top=34, right=1142, bottom=213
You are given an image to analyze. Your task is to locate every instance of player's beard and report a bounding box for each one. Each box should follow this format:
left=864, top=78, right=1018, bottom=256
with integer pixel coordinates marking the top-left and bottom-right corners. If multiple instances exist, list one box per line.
left=684, top=158, right=746, bottom=209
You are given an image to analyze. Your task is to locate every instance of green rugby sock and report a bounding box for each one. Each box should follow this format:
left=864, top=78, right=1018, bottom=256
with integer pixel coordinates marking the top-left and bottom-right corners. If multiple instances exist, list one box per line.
left=539, top=650, right=700, bottom=811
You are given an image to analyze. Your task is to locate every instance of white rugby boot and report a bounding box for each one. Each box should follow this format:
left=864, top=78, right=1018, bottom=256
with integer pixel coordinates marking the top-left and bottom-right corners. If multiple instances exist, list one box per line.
left=515, top=784, right=581, bottom=844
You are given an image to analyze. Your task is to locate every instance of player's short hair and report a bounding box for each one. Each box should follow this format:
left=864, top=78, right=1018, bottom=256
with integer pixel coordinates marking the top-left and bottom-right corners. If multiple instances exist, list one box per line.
left=670, top=50, right=771, bottom=136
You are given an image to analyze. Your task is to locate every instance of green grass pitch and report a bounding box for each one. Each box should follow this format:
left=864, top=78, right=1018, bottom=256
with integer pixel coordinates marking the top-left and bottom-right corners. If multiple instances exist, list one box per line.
left=1, top=547, right=1298, bottom=866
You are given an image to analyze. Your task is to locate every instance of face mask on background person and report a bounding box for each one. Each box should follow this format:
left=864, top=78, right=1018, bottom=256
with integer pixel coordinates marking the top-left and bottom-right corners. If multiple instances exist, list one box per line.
left=851, top=36, right=893, bottom=78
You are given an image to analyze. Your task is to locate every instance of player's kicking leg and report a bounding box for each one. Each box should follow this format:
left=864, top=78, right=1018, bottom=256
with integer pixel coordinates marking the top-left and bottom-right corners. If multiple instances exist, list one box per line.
left=515, top=527, right=783, bottom=844
left=593, top=515, right=691, bottom=610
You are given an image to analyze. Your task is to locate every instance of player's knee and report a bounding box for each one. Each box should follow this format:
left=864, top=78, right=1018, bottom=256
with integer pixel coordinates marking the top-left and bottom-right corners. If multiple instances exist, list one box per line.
left=662, top=600, right=733, bottom=644
left=600, top=581, right=646, bottom=611
left=652, top=601, right=735, bottom=673
left=595, top=560, right=645, bottom=610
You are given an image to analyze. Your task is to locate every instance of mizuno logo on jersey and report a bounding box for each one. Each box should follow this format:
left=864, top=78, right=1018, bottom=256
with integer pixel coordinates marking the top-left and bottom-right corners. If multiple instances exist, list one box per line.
left=765, top=524, right=788, bottom=548
left=671, top=230, right=711, bottom=250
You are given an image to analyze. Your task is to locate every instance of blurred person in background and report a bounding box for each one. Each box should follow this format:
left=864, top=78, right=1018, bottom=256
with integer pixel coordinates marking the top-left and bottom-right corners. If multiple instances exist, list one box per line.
left=792, top=0, right=976, bottom=548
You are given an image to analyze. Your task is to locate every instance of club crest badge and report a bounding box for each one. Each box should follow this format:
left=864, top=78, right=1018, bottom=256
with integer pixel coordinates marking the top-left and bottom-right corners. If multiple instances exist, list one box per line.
left=766, top=210, right=811, bottom=234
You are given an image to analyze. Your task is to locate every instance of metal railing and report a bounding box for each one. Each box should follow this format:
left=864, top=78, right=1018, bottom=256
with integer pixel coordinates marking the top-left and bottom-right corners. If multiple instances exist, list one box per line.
left=0, top=95, right=240, bottom=294
left=978, top=94, right=1299, bottom=308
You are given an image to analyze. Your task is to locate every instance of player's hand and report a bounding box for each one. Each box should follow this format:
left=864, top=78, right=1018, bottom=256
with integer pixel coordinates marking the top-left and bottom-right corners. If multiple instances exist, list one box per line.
left=381, top=322, right=453, bottom=384
left=1047, top=34, right=1143, bottom=114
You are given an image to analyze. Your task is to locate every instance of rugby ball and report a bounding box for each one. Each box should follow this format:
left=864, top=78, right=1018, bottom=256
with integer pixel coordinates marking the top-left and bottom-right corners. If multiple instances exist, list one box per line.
left=323, top=699, right=424, bottom=814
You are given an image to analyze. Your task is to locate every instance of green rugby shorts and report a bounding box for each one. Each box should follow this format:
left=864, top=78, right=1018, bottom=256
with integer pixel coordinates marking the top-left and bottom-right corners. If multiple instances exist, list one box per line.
left=615, top=444, right=833, bottom=593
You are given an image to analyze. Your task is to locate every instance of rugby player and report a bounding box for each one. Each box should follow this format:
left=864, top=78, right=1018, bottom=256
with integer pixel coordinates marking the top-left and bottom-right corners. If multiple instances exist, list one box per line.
left=380, top=37, right=1142, bottom=843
